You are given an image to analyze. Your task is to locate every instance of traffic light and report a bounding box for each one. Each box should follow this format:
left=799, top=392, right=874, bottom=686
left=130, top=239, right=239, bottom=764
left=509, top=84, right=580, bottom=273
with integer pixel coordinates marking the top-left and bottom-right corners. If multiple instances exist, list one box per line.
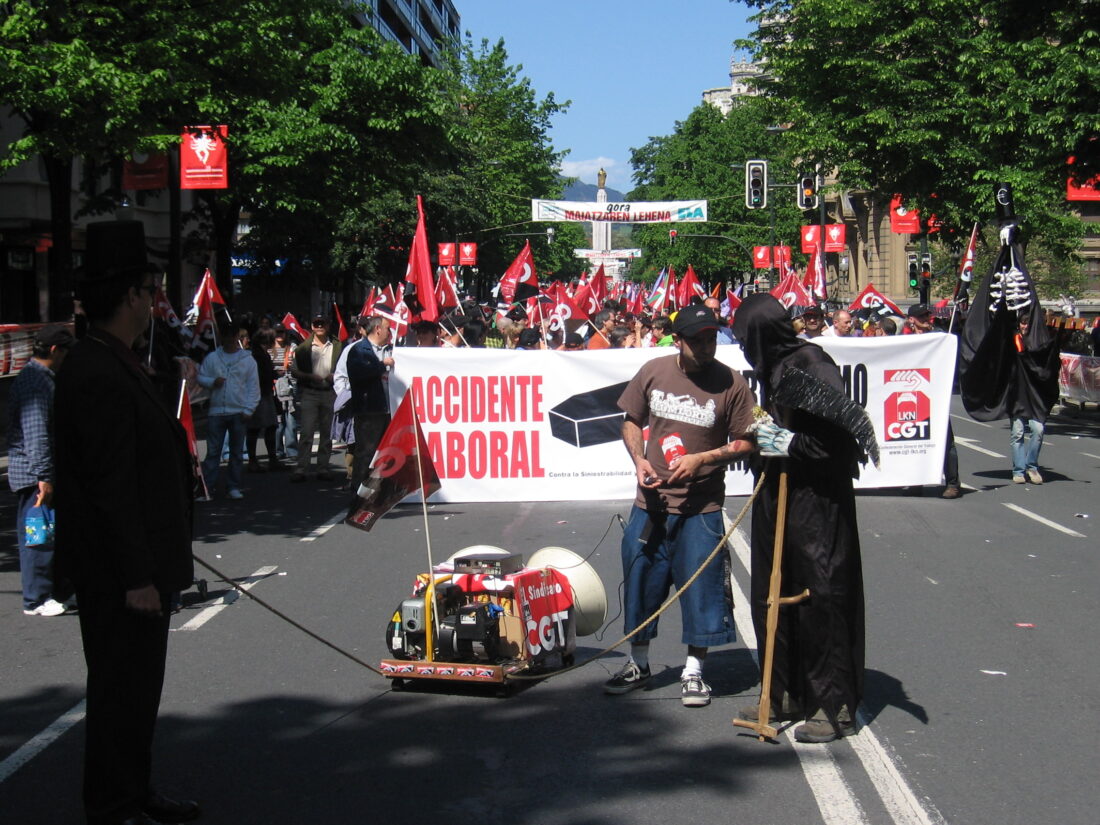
left=745, top=160, right=768, bottom=209
left=797, top=175, right=819, bottom=210
left=669, top=229, right=677, bottom=245
left=907, top=252, right=919, bottom=291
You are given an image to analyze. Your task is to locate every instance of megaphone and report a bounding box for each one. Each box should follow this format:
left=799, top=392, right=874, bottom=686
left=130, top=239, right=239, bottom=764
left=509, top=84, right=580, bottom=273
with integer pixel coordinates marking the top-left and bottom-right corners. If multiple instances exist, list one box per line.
left=527, top=546, right=607, bottom=637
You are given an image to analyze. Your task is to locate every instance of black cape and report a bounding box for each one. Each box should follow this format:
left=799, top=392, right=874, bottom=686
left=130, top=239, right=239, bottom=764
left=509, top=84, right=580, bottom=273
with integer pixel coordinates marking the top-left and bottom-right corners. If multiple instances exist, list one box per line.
left=732, top=294, right=865, bottom=728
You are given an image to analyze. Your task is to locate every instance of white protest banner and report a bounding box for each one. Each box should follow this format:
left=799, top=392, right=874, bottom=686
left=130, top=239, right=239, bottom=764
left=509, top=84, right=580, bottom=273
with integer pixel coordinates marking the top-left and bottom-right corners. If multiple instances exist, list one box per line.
left=1059, top=353, right=1100, bottom=403
left=388, top=333, right=958, bottom=503
left=532, top=199, right=707, bottom=223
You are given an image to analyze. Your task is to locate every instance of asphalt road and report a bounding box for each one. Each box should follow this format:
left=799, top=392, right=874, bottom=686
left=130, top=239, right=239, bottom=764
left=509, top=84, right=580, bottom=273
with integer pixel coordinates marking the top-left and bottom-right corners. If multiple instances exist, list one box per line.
left=1, top=396, right=1098, bottom=825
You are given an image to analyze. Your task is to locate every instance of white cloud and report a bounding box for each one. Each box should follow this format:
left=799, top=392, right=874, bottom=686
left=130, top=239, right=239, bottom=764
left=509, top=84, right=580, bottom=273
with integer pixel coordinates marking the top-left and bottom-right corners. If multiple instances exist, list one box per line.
left=559, top=157, right=628, bottom=191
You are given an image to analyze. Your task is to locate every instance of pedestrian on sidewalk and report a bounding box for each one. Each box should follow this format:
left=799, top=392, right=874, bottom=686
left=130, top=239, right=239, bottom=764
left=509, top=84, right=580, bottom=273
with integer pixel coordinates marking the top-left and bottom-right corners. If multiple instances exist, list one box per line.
left=290, top=316, right=342, bottom=481
left=197, top=319, right=259, bottom=500
left=8, top=324, right=75, bottom=616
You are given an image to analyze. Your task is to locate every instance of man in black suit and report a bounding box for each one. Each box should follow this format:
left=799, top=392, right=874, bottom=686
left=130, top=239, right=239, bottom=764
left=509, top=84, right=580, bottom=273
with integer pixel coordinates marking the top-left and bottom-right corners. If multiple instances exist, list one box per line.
left=55, top=221, right=201, bottom=825
left=345, top=315, right=394, bottom=488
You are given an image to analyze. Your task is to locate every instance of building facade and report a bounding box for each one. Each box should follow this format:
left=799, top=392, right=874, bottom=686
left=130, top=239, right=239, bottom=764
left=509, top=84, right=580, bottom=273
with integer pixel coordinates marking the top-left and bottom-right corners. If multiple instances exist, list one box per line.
left=354, top=0, right=461, bottom=68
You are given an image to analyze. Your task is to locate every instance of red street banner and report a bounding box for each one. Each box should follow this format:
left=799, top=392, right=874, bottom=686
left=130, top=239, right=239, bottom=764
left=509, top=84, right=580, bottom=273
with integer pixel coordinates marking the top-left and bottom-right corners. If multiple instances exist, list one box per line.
left=345, top=390, right=441, bottom=532
left=435, top=266, right=459, bottom=310
left=458, top=242, right=478, bottom=266
left=847, top=284, right=902, bottom=316
left=890, top=195, right=921, bottom=234
left=437, top=243, right=456, bottom=266
left=752, top=246, right=772, bottom=269
left=800, top=225, right=820, bottom=253
left=180, top=126, right=228, bottom=190
left=824, top=224, right=846, bottom=252
left=123, top=152, right=168, bottom=190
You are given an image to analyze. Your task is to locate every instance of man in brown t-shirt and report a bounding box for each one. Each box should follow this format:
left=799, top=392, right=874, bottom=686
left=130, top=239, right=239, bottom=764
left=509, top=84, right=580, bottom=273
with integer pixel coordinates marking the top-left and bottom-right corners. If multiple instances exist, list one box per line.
left=606, top=304, right=755, bottom=707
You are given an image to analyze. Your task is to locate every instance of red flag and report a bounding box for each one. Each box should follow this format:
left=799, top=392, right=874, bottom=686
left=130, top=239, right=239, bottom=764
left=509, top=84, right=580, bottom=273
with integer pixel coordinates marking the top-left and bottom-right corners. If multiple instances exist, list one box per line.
left=332, top=303, right=349, bottom=343
left=677, top=265, right=707, bottom=306
left=345, top=390, right=441, bottom=532
left=152, top=287, right=196, bottom=350
left=824, top=224, right=846, bottom=252
left=546, top=280, right=588, bottom=334
left=458, top=242, right=478, bottom=266
left=185, top=269, right=223, bottom=357
left=753, top=246, right=773, bottom=269
left=572, top=280, right=601, bottom=317
left=803, top=251, right=827, bottom=302
left=404, top=195, right=439, bottom=322
left=770, top=273, right=814, bottom=310
left=847, top=284, right=902, bottom=316
left=437, top=242, right=456, bottom=266
left=725, top=288, right=742, bottom=311
left=359, top=287, right=378, bottom=319
left=180, top=126, right=228, bottom=190
left=958, top=222, right=979, bottom=283
left=890, top=195, right=921, bottom=234
left=665, top=267, right=679, bottom=311
left=498, top=240, right=537, bottom=303
left=281, top=313, right=307, bottom=341
left=435, top=266, right=459, bottom=310
left=373, top=301, right=410, bottom=340
left=176, top=382, right=207, bottom=497
left=590, top=263, right=608, bottom=305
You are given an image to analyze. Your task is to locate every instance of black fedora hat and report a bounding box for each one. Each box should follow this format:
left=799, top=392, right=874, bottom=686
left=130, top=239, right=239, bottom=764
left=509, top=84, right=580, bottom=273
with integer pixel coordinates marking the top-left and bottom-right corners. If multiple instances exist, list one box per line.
left=80, top=220, right=157, bottom=284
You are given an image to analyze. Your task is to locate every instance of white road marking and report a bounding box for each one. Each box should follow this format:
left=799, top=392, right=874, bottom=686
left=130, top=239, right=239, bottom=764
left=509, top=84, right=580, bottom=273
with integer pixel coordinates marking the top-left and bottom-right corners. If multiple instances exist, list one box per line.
left=173, top=565, right=279, bottom=631
left=726, top=513, right=945, bottom=825
left=0, top=700, right=86, bottom=784
left=1001, top=503, right=1086, bottom=538
left=1082, top=452, right=1100, bottom=461
left=951, top=414, right=991, bottom=428
left=3, top=564, right=280, bottom=784
left=953, top=435, right=1005, bottom=458
left=300, top=512, right=346, bottom=542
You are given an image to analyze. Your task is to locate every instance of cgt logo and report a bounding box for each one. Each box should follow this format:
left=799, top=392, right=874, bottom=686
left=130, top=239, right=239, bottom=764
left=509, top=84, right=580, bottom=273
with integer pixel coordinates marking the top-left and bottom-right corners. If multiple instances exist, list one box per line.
left=884, top=369, right=931, bottom=442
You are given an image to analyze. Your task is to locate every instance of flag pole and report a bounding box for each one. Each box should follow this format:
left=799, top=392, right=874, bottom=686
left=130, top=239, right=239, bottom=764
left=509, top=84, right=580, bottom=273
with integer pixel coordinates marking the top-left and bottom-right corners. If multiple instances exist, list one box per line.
left=412, top=383, right=437, bottom=662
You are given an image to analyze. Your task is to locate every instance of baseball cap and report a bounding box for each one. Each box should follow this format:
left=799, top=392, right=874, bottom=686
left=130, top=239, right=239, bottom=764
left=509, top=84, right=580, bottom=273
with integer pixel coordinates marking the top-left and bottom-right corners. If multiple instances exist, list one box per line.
left=801, top=306, right=824, bottom=318
left=672, top=305, right=720, bottom=337
left=563, top=332, right=584, bottom=348
left=517, top=329, right=542, bottom=348
left=906, top=303, right=932, bottom=319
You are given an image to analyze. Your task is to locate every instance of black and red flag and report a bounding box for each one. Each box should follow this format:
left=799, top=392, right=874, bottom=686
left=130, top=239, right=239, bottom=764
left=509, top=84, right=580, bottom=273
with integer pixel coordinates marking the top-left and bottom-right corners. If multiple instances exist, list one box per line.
left=345, top=390, right=441, bottom=532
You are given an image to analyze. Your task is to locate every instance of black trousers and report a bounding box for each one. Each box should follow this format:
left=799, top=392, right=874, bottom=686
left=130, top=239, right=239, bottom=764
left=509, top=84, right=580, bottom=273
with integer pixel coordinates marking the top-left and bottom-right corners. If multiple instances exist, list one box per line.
left=351, top=412, right=391, bottom=487
left=76, top=587, right=170, bottom=825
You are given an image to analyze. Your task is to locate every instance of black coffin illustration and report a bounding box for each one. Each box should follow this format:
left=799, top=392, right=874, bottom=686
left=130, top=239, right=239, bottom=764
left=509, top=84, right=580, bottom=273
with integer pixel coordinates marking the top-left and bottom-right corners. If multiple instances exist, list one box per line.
left=549, top=382, right=629, bottom=448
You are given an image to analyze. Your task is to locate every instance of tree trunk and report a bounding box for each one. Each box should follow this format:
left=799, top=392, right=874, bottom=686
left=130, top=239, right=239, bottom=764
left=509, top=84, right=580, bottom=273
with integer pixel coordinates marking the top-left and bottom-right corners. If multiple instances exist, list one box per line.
left=45, top=154, right=74, bottom=321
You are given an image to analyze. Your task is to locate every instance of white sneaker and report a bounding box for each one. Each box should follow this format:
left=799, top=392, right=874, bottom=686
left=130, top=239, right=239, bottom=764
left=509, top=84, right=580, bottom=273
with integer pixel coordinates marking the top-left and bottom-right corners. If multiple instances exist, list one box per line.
left=227, top=488, right=244, bottom=500
left=24, top=598, right=67, bottom=617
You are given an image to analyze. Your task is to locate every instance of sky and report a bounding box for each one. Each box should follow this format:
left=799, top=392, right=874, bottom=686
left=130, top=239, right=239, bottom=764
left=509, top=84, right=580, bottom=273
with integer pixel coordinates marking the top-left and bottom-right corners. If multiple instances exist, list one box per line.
left=455, top=1, right=755, bottom=193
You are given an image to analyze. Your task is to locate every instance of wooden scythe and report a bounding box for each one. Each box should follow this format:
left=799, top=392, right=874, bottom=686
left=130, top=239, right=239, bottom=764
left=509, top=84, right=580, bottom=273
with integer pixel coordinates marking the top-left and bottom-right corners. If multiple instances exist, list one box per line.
left=733, top=469, right=810, bottom=741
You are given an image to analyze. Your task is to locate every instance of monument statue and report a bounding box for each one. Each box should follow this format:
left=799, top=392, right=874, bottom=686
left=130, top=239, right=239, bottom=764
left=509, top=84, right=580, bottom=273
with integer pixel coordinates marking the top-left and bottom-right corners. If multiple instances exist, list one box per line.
left=597, top=167, right=607, bottom=190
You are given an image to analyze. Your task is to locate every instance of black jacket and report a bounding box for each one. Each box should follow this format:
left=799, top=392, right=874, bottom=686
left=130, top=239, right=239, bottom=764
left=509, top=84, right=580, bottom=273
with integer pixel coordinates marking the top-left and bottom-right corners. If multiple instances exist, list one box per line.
left=54, top=329, right=194, bottom=594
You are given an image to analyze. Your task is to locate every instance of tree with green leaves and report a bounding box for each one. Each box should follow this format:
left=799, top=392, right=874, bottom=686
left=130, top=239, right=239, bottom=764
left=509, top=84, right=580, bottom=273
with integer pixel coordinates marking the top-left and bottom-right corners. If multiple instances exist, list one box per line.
left=735, top=0, right=1098, bottom=273
left=628, top=96, right=809, bottom=288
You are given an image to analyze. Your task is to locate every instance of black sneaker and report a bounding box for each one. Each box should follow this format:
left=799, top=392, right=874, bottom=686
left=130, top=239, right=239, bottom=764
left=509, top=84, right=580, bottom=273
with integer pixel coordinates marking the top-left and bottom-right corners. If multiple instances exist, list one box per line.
left=604, top=661, right=651, bottom=695
left=680, top=674, right=711, bottom=707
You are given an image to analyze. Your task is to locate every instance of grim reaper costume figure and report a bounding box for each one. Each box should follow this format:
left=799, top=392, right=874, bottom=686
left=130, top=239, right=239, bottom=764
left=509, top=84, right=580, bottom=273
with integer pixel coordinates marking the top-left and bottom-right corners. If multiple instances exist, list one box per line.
left=732, top=293, right=868, bottom=743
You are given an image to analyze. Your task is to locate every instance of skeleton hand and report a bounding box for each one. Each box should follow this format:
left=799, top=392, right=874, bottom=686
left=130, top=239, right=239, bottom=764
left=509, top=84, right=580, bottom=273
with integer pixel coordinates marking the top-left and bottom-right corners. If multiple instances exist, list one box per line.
left=755, top=421, right=795, bottom=457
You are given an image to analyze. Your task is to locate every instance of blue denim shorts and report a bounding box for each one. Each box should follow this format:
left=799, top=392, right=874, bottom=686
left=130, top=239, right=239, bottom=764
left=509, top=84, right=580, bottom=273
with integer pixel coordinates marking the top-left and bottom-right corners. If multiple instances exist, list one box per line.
left=619, top=505, right=736, bottom=647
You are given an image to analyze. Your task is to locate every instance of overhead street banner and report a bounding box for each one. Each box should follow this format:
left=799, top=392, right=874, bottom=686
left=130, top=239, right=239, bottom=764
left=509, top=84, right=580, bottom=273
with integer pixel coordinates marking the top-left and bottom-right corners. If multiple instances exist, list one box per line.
left=387, top=334, right=958, bottom=504
left=532, top=199, right=708, bottom=223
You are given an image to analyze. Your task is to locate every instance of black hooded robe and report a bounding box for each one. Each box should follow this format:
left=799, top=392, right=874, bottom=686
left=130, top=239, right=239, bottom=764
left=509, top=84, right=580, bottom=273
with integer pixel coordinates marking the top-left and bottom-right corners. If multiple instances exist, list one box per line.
left=733, top=294, right=865, bottom=728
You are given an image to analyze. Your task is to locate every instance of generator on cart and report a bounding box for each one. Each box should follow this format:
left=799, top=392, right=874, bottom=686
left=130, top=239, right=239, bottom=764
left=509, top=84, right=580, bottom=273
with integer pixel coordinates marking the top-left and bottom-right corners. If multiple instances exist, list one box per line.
left=381, top=546, right=606, bottom=691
